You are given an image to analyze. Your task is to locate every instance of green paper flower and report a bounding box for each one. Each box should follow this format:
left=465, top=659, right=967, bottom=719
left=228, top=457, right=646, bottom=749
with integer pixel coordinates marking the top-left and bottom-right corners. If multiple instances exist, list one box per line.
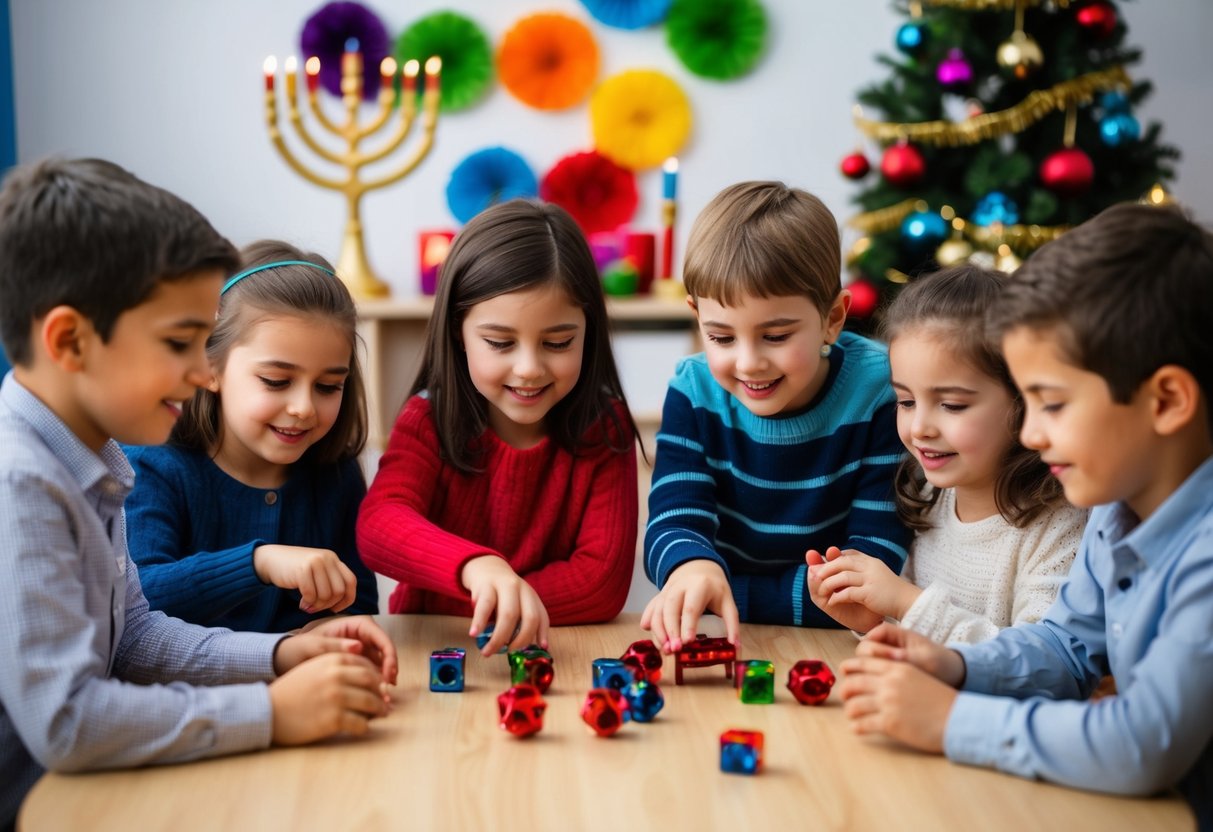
left=396, top=11, right=493, bottom=112
left=665, top=0, right=767, bottom=81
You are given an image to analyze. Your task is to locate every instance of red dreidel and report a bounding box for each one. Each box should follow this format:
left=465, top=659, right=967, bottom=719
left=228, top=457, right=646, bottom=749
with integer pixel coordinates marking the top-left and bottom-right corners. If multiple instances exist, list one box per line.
left=580, top=688, right=630, bottom=737
left=786, top=659, right=835, bottom=705
left=620, top=638, right=663, bottom=682
left=497, top=684, right=546, bottom=737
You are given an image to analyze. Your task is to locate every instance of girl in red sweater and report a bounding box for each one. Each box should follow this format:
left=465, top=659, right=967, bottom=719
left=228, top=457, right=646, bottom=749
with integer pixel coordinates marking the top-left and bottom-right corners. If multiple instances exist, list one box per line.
left=357, top=200, right=640, bottom=656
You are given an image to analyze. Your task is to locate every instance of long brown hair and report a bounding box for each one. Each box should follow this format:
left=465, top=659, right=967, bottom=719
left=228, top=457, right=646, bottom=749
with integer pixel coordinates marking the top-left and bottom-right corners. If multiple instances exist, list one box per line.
left=412, top=199, right=638, bottom=472
left=880, top=264, right=1064, bottom=531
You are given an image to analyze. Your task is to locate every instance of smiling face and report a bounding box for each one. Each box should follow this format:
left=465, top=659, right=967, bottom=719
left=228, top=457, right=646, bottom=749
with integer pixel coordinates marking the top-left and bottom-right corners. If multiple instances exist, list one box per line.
left=889, top=327, right=1017, bottom=520
left=210, top=313, right=351, bottom=487
left=693, top=292, right=846, bottom=417
left=461, top=283, right=586, bottom=448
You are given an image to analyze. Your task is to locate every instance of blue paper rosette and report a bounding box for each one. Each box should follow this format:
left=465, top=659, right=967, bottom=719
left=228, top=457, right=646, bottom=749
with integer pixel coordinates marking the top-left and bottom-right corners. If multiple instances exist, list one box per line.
left=446, top=147, right=539, bottom=224
left=578, top=0, right=672, bottom=30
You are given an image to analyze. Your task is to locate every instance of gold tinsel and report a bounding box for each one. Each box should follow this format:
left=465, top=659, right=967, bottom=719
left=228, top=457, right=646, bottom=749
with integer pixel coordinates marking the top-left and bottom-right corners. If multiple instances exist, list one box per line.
left=854, top=66, right=1130, bottom=147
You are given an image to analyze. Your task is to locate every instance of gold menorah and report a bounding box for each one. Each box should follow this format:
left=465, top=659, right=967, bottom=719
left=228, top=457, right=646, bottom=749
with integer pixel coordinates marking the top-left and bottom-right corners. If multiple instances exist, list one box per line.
left=262, top=46, right=442, bottom=298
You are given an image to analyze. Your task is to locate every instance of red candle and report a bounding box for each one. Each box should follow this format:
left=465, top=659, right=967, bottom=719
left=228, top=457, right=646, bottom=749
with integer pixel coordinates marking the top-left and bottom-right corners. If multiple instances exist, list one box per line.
left=262, top=56, right=276, bottom=92
left=403, top=59, right=419, bottom=95
left=305, top=57, right=320, bottom=94
left=661, top=225, right=674, bottom=281
left=424, top=56, right=442, bottom=98
left=380, top=56, right=397, bottom=90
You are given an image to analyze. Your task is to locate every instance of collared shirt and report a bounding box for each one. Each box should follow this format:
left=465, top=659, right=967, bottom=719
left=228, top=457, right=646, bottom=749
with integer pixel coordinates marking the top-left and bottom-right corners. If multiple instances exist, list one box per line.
left=0, top=373, right=282, bottom=828
left=946, top=454, right=1213, bottom=814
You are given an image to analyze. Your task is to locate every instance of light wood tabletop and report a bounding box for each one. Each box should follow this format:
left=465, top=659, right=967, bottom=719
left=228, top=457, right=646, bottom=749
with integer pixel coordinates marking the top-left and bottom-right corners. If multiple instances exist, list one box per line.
left=20, top=614, right=1192, bottom=831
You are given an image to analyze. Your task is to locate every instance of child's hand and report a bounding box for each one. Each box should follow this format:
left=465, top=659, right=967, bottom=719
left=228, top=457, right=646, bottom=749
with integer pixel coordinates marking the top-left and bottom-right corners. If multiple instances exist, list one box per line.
left=253, top=544, right=359, bottom=614
left=269, top=653, right=388, bottom=745
left=460, top=555, right=550, bottom=657
left=808, top=546, right=921, bottom=625
left=806, top=547, right=885, bottom=633
left=855, top=622, right=967, bottom=688
left=838, top=656, right=957, bottom=753
left=640, top=560, right=740, bottom=654
left=282, top=615, right=399, bottom=688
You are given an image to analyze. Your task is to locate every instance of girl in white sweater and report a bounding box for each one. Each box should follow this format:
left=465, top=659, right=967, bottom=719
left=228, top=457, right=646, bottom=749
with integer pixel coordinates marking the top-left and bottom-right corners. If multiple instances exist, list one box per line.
left=807, top=264, right=1087, bottom=643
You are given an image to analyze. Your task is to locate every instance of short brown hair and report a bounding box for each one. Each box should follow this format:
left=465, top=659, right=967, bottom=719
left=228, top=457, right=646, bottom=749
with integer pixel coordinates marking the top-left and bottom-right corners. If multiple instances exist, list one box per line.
left=683, top=181, right=841, bottom=314
left=988, top=202, right=1213, bottom=436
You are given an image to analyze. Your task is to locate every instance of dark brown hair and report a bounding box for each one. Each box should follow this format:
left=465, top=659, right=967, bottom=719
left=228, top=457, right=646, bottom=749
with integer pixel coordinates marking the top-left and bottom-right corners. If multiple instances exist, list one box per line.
left=0, top=157, right=238, bottom=365
left=987, top=201, right=1213, bottom=437
left=411, top=199, right=637, bottom=472
left=683, top=181, right=841, bottom=314
left=881, top=264, right=1065, bottom=531
left=171, top=240, right=367, bottom=465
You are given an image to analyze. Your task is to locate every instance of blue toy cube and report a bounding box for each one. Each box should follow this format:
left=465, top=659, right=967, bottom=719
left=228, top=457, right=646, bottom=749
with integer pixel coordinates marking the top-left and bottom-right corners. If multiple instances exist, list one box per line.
left=430, top=647, right=466, bottom=692
left=622, top=679, right=664, bottom=722
left=720, top=729, right=764, bottom=775
left=475, top=623, right=511, bottom=654
left=592, top=658, right=635, bottom=690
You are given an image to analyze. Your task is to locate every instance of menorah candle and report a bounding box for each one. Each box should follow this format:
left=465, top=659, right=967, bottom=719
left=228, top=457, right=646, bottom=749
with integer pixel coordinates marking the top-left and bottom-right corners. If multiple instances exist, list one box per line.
left=662, top=157, right=678, bottom=200
left=403, top=59, right=419, bottom=95
left=305, top=57, right=321, bottom=94
left=263, top=56, right=277, bottom=92
left=342, top=38, right=362, bottom=79
left=284, top=56, right=298, bottom=100
left=380, top=57, right=397, bottom=97
left=424, top=56, right=442, bottom=98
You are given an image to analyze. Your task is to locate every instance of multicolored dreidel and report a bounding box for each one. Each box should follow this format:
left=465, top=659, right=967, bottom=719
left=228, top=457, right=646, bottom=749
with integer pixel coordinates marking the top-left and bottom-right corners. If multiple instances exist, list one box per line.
left=622, top=679, right=664, bottom=722
left=720, top=729, right=764, bottom=775
left=509, top=645, right=555, bottom=694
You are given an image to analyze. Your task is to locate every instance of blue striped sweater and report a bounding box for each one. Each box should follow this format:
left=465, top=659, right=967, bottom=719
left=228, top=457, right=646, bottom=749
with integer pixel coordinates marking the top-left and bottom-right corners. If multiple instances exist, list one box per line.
left=644, top=331, right=910, bottom=627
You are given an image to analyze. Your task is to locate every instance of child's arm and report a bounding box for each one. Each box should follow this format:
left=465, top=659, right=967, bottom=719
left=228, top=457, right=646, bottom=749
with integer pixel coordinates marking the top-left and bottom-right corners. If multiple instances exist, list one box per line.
left=333, top=456, right=380, bottom=617
left=835, top=400, right=913, bottom=573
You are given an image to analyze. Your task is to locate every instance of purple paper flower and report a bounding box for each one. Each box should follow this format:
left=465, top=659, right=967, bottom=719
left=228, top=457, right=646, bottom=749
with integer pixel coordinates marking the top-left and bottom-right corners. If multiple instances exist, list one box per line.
left=300, top=2, right=390, bottom=100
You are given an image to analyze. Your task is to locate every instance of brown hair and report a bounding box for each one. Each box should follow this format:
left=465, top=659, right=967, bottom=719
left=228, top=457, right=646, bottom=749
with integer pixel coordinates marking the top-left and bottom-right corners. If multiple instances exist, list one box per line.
left=683, top=181, right=841, bottom=314
left=411, top=199, right=637, bottom=473
left=0, top=157, right=238, bottom=365
left=881, top=264, right=1065, bottom=531
left=171, top=240, right=367, bottom=465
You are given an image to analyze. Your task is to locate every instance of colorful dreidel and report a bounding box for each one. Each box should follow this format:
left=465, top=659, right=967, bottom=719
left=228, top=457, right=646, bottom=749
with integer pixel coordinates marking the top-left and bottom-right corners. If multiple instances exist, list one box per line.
left=720, top=729, right=764, bottom=775
left=787, top=659, right=836, bottom=706
left=734, top=659, right=775, bottom=704
left=509, top=645, right=555, bottom=694
left=622, top=679, right=664, bottom=722
left=592, top=658, right=634, bottom=690
left=497, top=684, right=546, bottom=737
left=580, top=688, right=630, bottom=737
left=620, top=638, right=663, bottom=682
left=674, top=634, right=736, bottom=685
left=429, top=647, right=466, bottom=692
left=475, top=623, right=509, bottom=654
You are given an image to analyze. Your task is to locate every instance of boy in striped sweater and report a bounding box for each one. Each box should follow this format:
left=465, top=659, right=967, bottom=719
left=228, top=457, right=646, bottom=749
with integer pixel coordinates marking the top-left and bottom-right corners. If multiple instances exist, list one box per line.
left=642, top=181, right=910, bottom=651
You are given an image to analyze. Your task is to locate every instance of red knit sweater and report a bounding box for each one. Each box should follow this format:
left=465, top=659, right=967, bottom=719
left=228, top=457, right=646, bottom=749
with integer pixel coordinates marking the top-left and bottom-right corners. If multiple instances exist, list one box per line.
left=357, top=395, right=638, bottom=623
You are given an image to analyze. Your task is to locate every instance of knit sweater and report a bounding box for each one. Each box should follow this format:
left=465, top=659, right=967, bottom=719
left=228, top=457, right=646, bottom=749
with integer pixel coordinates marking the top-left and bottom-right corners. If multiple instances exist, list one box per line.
left=644, top=332, right=911, bottom=627
left=356, top=395, right=638, bottom=623
left=123, top=445, right=378, bottom=632
left=899, top=488, right=1088, bottom=644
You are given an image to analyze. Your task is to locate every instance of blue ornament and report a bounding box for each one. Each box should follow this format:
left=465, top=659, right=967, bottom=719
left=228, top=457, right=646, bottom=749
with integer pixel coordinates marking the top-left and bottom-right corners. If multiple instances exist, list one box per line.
left=1100, top=112, right=1141, bottom=147
left=900, top=209, right=949, bottom=255
left=895, top=21, right=928, bottom=56
left=1099, top=90, right=1131, bottom=114
left=971, top=192, right=1020, bottom=227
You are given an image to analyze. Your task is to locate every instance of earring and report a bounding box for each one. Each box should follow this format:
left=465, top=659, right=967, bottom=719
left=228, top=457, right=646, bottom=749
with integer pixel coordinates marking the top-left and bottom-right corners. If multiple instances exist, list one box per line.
left=820, top=343, right=832, bottom=358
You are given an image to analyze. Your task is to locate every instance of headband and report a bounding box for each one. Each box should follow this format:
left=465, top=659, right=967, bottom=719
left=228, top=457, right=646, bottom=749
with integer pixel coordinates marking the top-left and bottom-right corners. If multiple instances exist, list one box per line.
left=220, top=260, right=336, bottom=295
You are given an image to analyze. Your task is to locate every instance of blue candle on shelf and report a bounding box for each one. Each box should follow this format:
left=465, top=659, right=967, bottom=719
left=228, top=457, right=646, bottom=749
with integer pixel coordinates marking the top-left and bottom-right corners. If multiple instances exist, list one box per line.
left=662, top=157, right=678, bottom=201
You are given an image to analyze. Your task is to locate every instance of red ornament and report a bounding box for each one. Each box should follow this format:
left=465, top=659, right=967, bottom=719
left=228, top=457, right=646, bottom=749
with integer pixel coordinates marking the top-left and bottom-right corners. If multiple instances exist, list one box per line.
left=1040, top=147, right=1095, bottom=197
left=1075, top=1, right=1117, bottom=39
left=880, top=142, right=926, bottom=188
left=839, top=150, right=871, bottom=180
left=620, top=639, right=663, bottom=683
left=786, top=660, right=836, bottom=706
left=497, top=684, right=547, bottom=738
left=580, top=688, right=630, bottom=737
left=846, top=278, right=880, bottom=319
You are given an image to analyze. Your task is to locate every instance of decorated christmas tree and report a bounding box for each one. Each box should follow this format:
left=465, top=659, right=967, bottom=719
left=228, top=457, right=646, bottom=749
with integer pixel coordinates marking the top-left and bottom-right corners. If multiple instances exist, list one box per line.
left=841, top=0, right=1179, bottom=326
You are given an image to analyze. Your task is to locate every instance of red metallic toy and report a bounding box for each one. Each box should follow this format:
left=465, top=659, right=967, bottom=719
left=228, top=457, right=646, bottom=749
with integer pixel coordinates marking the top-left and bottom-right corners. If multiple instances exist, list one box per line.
left=620, top=639, right=663, bottom=682
left=674, top=635, right=736, bottom=685
left=580, top=688, right=630, bottom=737
left=786, top=659, right=836, bottom=705
left=497, top=684, right=547, bottom=737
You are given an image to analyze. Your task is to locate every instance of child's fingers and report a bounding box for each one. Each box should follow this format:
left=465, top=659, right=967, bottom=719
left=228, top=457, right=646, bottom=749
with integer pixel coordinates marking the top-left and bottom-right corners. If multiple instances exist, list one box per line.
left=490, top=590, right=521, bottom=655
left=678, top=587, right=707, bottom=648
left=662, top=588, right=688, bottom=653
left=806, top=548, right=825, bottom=566
left=644, top=596, right=670, bottom=652
left=826, top=545, right=845, bottom=561
left=296, top=570, right=319, bottom=612
left=311, top=565, right=335, bottom=612
left=511, top=594, right=540, bottom=652
left=469, top=587, right=497, bottom=645
left=534, top=598, right=551, bottom=651
left=639, top=594, right=658, bottom=630
left=330, top=563, right=358, bottom=613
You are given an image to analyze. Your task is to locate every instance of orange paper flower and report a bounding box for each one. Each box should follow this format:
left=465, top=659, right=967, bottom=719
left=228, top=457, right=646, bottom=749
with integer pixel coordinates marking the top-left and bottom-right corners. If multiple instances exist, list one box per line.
left=591, top=70, right=692, bottom=170
left=498, top=13, right=599, bottom=111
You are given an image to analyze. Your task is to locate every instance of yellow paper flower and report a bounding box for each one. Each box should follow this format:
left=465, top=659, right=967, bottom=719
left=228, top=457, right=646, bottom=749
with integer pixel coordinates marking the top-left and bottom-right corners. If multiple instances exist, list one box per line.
left=591, top=70, right=692, bottom=170
left=498, top=13, right=599, bottom=110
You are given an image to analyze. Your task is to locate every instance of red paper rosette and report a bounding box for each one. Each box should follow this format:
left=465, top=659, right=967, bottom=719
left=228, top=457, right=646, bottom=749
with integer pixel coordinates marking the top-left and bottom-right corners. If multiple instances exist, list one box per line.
left=540, top=150, right=638, bottom=234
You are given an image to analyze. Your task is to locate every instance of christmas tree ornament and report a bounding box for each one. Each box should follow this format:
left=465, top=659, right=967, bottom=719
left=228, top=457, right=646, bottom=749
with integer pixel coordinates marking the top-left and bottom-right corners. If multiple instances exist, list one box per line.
left=1141, top=183, right=1174, bottom=206
left=1099, top=112, right=1140, bottom=146
left=895, top=21, right=928, bottom=57
left=997, top=31, right=1043, bottom=80
left=995, top=244, right=1023, bottom=273
left=936, top=48, right=973, bottom=92
left=839, top=150, right=871, bottom=180
left=971, top=192, right=1020, bottom=227
left=1099, top=90, right=1130, bottom=113
left=845, top=278, right=880, bottom=319
left=1075, top=1, right=1117, bottom=40
left=1040, top=147, right=1095, bottom=197
left=965, top=98, right=985, bottom=119
left=880, top=141, right=926, bottom=188
left=934, top=210, right=973, bottom=266
left=900, top=208, right=949, bottom=256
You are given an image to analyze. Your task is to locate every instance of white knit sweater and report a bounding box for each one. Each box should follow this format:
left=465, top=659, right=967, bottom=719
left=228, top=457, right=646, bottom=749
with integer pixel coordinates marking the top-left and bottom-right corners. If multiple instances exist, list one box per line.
left=898, top=489, right=1088, bottom=644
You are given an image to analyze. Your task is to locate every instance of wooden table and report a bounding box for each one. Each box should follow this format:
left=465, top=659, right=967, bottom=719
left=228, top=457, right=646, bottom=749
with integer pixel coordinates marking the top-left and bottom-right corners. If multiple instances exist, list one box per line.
left=20, top=615, right=1192, bottom=831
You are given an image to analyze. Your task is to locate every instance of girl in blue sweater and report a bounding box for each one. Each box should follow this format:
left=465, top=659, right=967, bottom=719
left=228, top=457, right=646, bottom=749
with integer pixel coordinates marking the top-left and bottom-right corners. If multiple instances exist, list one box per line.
left=124, top=240, right=377, bottom=632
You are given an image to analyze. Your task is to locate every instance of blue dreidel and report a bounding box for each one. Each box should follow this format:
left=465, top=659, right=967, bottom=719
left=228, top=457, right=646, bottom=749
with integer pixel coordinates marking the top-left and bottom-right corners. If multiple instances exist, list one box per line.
left=430, top=647, right=466, bottom=692
left=720, top=729, right=764, bottom=775
left=475, top=623, right=509, bottom=655
left=622, top=679, right=664, bottom=722
left=592, top=658, right=635, bottom=690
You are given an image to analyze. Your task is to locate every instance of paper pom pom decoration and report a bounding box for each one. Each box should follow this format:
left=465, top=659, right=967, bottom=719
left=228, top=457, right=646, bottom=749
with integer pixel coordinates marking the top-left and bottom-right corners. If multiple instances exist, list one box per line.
left=579, top=0, right=672, bottom=30
left=396, top=11, right=493, bottom=111
left=665, top=0, right=767, bottom=80
left=498, top=14, right=599, bottom=111
left=591, top=70, right=691, bottom=171
left=540, top=151, right=638, bottom=234
left=446, top=147, right=539, bottom=224
left=300, top=1, right=391, bottom=99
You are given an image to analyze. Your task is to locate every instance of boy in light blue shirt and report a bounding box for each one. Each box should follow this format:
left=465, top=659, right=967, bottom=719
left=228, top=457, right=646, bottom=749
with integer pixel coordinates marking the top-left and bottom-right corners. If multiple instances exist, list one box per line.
left=836, top=202, right=1213, bottom=826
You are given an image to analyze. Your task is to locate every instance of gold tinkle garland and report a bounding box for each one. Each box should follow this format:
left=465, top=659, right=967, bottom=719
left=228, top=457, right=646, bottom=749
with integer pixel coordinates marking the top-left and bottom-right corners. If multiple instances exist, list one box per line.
left=918, top=0, right=1070, bottom=9
left=854, top=66, right=1130, bottom=147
